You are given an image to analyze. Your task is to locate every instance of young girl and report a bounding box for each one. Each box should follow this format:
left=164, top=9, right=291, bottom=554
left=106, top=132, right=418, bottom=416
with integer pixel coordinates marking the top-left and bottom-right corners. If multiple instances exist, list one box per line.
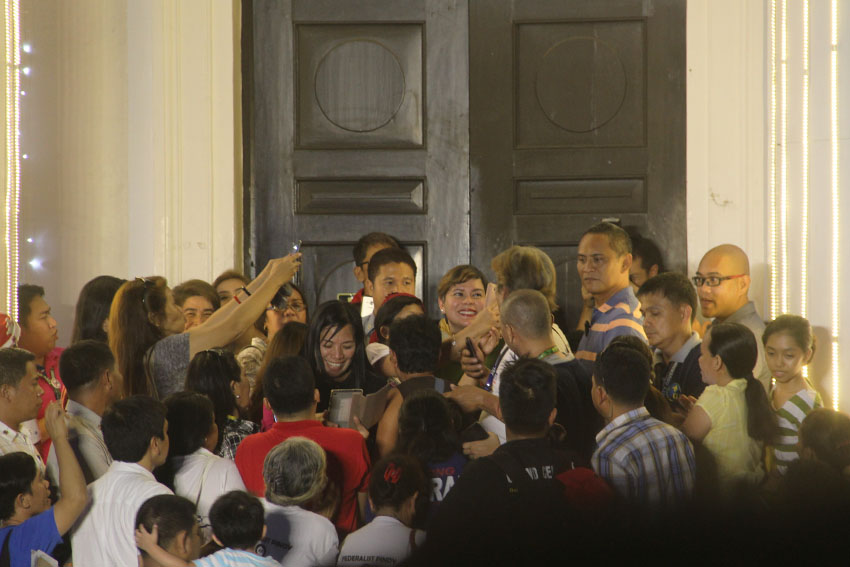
left=681, top=322, right=777, bottom=487
left=763, top=315, right=822, bottom=475
left=337, top=455, right=428, bottom=567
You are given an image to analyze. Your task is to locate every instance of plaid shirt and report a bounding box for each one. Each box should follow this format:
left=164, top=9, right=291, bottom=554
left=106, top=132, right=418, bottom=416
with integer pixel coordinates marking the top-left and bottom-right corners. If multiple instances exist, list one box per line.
left=592, top=407, right=695, bottom=507
left=218, top=417, right=260, bottom=460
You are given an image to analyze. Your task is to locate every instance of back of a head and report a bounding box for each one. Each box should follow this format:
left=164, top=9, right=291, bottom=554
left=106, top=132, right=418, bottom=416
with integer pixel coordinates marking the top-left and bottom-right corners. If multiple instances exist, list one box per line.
left=353, top=232, right=401, bottom=265
left=185, top=348, right=240, bottom=427
left=800, top=408, right=850, bottom=473
left=637, top=272, right=698, bottom=323
left=501, top=289, right=551, bottom=341
left=581, top=222, right=633, bottom=257
left=264, top=355, right=315, bottom=416
left=172, top=279, right=221, bottom=310
left=306, top=301, right=365, bottom=380
left=263, top=437, right=327, bottom=507
left=707, top=322, right=758, bottom=379
left=708, top=323, right=776, bottom=443
left=490, top=246, right=558, bottom=312
left=102, top=395, right=167, bottom=463
left=630, top=233, right=664, bottom=272
left=367, top=247, right=417, bottom=283
left=369, top=454, right=427, bottom=513
left=209, top=490, right=265, bottom=550
left=164, top=391, right=214, bottom=458
left=109, top=277, right=169, bottom=397
left=595, top=343, right=651, bottom=407
left=59, top=340, right=115, bottom=395
left=71, top=275, right=126, bottom=344
left=266, top=321, right=309, bottom=359
left=16, top=284, right=44, bottom=327
left=607, top=335, right=653, bottom=368
left=499, top=358, right=557, bottom=435
left=135, top=495, right=197, bottom=559
left=397, top=389, right=458, bottom=463
left=0, top=452, right=36, bottom=522
left=388, top=315, right=441, bottom=374
left=0, top=347, right=34, bottom=389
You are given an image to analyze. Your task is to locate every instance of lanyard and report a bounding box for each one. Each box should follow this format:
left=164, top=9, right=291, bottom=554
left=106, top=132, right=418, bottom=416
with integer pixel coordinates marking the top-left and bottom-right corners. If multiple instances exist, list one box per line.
left=536, top=346, right=559, bottom=360
left=484, top=346, right=510, bottom=392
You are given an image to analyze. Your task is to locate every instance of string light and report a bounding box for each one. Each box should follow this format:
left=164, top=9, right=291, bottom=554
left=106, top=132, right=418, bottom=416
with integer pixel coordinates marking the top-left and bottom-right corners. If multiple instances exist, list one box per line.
left=801, top=1, right=810, bottom=379
left=831, top=0, right=840, bottom=409
left=780, top=0, right=789, bottom=315
left=768, top=0, right=778, bottom=321
left=4, top=0, right=20, bottom=320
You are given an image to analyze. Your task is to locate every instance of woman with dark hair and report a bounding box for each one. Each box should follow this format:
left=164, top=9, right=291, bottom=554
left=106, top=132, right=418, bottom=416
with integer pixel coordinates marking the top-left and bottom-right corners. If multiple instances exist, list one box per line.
left=680, top=322, right=777, bottom=488
left=306, top=301, right=387, bottom=412
left=184, top=349, right=258, bottom=459
left=70, top=275, right=126, bottom=344
left=156, top=392, right=245, bottom=543
left=109, top=254, right=300, bottom=400
left=395, top=389, right=466, bottom=522
left=248, top=321, right=309, bottom=429
left=238, top=283, right=310, bottom=391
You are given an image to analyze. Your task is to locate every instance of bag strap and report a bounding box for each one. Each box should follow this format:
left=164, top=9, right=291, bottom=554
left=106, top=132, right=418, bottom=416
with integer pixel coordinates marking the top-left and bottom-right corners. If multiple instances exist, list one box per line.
left=143, top=347, right=159, bottom=400
left=0, top=529, right=12, bottom=567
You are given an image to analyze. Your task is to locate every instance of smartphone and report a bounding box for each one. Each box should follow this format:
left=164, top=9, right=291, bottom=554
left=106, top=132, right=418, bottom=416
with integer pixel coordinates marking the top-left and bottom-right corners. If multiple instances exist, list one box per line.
left=291, top=240, right=302, bottom=254
left=465, top=337, right=480, bottom=363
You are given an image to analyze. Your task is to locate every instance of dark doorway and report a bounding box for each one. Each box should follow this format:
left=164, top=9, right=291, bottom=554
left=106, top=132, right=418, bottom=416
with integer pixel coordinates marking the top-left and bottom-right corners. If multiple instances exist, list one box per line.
left=243, top=0, right=686, bottom=324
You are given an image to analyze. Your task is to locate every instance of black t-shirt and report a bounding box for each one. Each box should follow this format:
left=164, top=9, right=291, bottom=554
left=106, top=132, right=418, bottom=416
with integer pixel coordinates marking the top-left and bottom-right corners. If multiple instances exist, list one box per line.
left=552, top=359, right=604, bottom=460
left=316, top=367, right=387, bottom=412
left=413, top=438, right=590, bottom=567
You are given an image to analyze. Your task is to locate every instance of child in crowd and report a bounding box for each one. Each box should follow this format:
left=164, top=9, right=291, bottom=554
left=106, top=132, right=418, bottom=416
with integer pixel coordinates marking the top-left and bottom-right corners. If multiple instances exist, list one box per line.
left=798, top=408, right=850, bottom=477
left=337, top=455, right=427, bottom=567
left=680, top=323, right=777, bottom=488
left=137, top=490, right=279, bottom=567
left=763, top=315, right=822, bottom=475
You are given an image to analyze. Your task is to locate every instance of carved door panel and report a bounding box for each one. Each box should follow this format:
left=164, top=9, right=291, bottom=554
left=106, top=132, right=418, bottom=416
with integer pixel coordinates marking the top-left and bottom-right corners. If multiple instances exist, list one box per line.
left=246, top=0, right=469, bottom=313
left=469, top=0, right=686, bottom=328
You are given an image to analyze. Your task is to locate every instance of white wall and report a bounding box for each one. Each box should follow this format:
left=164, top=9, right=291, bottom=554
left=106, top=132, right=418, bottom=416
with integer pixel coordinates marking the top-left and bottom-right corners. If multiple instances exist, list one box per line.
left=11, top=0, right=241, bottom=339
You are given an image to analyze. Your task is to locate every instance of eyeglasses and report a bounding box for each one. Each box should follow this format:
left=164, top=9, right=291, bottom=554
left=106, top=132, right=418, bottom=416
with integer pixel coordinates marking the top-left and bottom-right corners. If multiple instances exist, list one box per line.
left=691, top=274, right=746, bottom=287
left=268, top=301, right=306, bottom=313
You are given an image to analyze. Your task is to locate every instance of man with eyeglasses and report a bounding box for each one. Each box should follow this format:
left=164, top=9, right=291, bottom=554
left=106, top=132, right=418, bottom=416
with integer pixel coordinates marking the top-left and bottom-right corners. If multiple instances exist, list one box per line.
left=693, top=244, right=770, bottom=391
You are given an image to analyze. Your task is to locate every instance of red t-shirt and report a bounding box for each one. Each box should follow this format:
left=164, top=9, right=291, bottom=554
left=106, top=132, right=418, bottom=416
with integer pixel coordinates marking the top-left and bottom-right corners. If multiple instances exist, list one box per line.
left=235, top=419, right=370, bottom=533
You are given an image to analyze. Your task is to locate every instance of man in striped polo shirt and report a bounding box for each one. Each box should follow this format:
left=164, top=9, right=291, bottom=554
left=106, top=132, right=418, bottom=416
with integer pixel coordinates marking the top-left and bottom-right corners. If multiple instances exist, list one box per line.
left=575, top=222, right=648, bottom=372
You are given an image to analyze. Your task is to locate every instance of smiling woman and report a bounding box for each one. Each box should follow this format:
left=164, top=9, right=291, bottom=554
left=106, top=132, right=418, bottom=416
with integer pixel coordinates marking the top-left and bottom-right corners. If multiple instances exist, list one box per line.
left=306, top=300, right=387, bottom=412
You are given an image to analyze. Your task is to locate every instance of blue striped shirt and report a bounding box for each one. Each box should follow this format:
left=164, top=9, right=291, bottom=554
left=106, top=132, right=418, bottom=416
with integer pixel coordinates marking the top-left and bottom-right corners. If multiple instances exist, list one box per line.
left=576, top=286, right=647, bottom=371
left=592, top=407, right=695, bottom=507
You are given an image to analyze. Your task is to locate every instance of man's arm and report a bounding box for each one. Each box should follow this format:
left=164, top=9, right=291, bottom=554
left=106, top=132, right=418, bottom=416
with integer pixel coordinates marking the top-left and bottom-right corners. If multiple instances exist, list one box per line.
left=45, top=402, right=88, bottom=535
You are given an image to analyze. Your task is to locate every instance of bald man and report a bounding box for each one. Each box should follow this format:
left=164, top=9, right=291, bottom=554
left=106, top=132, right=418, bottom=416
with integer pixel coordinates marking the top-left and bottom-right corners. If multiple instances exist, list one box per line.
left=694, top=244, right=770, bottom=391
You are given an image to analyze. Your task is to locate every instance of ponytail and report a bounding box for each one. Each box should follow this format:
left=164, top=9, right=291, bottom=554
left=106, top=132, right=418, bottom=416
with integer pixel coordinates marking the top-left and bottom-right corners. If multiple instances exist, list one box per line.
left=707, top=323, right=778, bottom=444
left=743, top=372, right=778, bottom=444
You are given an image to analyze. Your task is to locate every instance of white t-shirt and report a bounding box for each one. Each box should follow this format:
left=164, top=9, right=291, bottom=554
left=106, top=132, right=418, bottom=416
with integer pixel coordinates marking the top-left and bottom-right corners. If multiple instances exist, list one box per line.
left=71, top=461, right=172, bottom=567
left=337, top=516, right=426, bottom=567
left=173, top=448, right=246, bottom=542
left=257, top=499, right=338, bottom=567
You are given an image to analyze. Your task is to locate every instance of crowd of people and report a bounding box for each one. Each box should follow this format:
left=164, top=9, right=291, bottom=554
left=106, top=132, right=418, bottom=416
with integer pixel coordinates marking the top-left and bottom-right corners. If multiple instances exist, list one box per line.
left=1, top=223, right=849, bottom=567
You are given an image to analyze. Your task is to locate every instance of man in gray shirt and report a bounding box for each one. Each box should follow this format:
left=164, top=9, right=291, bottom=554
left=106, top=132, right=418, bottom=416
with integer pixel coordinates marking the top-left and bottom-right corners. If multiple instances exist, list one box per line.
left=693, top=244, right=771, bottom=392
left=47, top=340, right=122, bottom=485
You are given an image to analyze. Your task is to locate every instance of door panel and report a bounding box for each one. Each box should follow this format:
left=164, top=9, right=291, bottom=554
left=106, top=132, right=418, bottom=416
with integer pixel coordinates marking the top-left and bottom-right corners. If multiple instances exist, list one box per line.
left=248, top=0, right=469, bottom=313
left=470, top=0, right=686, bottom=329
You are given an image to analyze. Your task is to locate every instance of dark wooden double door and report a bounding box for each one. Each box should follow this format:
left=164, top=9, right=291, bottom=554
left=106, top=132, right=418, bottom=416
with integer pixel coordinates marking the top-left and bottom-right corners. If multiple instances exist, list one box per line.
left=244, top=0, right=685, bottom=326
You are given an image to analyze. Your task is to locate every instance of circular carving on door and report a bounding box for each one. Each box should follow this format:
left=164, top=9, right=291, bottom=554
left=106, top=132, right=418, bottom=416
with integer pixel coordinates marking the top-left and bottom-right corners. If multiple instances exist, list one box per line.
left=314, top=40, right=406, bottom=133
left=535, top=37, right=627, bottom=133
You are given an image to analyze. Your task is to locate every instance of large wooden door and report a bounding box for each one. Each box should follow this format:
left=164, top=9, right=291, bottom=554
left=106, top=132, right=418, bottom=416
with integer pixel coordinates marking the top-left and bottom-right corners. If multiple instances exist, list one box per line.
left=245, top=0, right=469, bottom=313
left=469, top=0, right=686, bottom=329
